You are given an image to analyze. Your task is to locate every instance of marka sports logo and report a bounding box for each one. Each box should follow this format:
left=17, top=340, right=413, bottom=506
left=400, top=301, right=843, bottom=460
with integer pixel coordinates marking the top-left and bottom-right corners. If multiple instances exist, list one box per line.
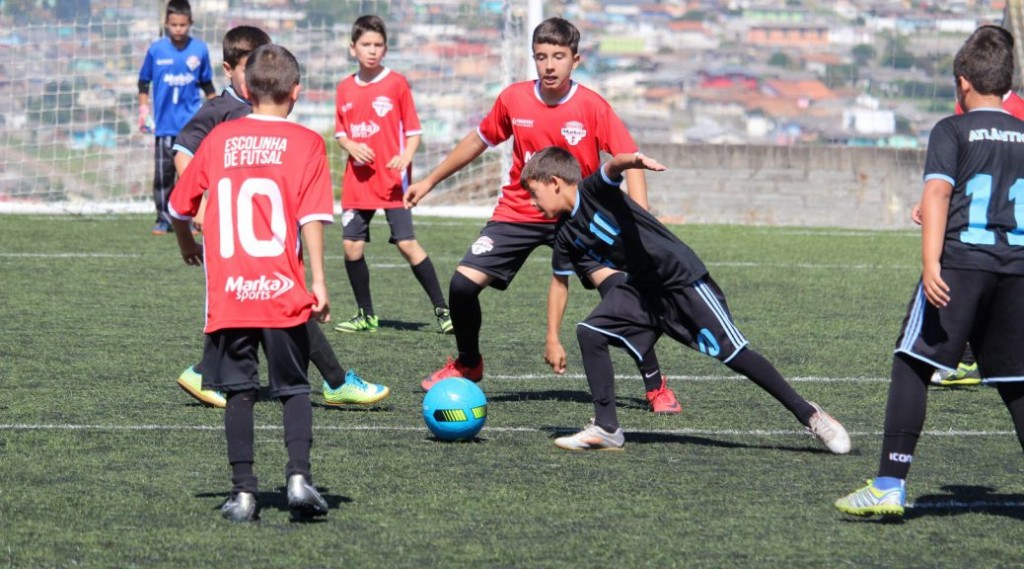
left=350, top=120, right=381, bottom=139
left=225, top=272, right=295, bottom=302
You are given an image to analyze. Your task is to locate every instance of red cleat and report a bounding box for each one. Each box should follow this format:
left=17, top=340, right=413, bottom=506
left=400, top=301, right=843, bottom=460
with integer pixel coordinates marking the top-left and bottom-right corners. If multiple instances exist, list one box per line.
left=646, top=375, right=681, bottom=414
left=421, top=356, right=483, bottom=391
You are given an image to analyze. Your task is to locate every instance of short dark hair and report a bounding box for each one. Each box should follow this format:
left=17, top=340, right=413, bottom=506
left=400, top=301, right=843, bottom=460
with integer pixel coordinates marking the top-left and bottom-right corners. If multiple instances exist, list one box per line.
left=165, top=0, right=192, bottom=22
left=351, top=14, right=387, bottom=44
left=244, top=45, right=300, bottom=105
left=519, top=146, right=582, bottom=190
left=532, top=17, right=580, bottom=55
left=954, top=25, right=1014, bottom=96
left=223, top=26, right=272, bottom=68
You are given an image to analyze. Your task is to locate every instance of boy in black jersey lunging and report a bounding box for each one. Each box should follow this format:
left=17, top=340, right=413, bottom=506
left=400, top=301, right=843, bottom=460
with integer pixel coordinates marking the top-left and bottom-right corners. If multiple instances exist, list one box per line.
left=519, top=147, right=851, bottom=453
left=836, top=26, right=1024, bottom=518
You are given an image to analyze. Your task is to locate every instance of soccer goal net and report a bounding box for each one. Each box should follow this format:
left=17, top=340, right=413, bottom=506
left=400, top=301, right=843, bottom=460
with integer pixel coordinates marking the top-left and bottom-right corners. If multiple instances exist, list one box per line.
left=0, top=0, right=533, bottom=214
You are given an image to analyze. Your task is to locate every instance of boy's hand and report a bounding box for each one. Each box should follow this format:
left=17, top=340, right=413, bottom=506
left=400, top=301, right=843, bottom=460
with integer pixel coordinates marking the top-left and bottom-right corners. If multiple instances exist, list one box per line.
left=922, top=261, right=950, bottom=308
left=311, top=282, right=330, bottom=323
left=545, top=340, right=567, bottom=375
left=348, top=143, right=375, bottom=165
left=404, top=180, right=432, bottom=209
left=138, top=104, right=153, bottom=133
left=386, top=154, right=411, bottom=171
left=179, top=241, right=203, bottom=266
left=634, top=152, right=667, bottom=172
left=910, top=202, right=923, bottom=225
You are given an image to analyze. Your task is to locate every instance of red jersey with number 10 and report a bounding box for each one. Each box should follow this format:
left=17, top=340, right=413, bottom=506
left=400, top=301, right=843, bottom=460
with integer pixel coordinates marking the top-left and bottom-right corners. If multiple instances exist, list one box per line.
left=477, top=80, right=639, bottom=224
left=334, top=68, right=422, bottom=209
left=169, top=115, right=335, bottom=333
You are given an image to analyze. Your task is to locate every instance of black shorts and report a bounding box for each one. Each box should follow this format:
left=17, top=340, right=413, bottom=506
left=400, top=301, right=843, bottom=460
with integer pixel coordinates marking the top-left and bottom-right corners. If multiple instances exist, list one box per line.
left=201, top=325, right=312, bottom=397
left=341, top=207, right=415, bottom=244
left=459, top=222, right=557, bottom=290
left=895, top=268, right=1024, bottom=382
left=578, top=275, right=749, bottom=364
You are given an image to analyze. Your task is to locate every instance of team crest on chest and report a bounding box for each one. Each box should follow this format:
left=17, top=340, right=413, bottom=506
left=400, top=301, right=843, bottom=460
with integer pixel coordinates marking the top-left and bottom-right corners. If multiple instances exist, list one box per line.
left=186, top=55, right=201, bottom=71
left=372, top=96, right=394, bottom=117
left=561, top=121, right=587, bottom=146
left=471, top=236, right=495, bottom=255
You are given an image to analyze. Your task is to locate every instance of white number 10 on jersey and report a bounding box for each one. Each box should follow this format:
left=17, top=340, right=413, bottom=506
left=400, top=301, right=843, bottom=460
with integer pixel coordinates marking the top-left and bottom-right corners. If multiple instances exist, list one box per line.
left=217, top=178, right=287, bottom=259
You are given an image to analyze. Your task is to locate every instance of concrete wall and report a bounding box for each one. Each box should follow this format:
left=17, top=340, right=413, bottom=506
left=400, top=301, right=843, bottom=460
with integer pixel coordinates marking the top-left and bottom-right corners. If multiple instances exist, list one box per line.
left=640, top=144, right=927, bottom=229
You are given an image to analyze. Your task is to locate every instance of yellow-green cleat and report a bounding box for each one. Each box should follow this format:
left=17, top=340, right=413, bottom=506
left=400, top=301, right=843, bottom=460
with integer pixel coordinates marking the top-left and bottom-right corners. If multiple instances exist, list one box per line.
left=435, top=307, right=454, bottom=334
left=835, top=479, right=906, bottom=518
left=323, top=370, right=390, bottom=406
left=334, top=309, right=379, bottom=333
left=930, top=362, right=981, bottom=386
left=176, top=366, right=226, bottom=409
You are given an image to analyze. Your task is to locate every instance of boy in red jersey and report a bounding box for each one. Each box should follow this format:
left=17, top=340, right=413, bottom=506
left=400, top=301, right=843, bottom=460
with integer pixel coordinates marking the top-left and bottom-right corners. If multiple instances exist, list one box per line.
left=405, top=18, right=680, bottom=413
left=170, top=25, right=390, bottom=410
left=333, top=15, right=452, bottom=334
left=169, top=45, right=332, bottom=523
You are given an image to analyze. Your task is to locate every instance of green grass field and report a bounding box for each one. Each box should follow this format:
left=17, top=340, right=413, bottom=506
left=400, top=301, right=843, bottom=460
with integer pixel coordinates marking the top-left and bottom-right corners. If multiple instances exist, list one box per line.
left=1, top=214, right=1022, bottom=568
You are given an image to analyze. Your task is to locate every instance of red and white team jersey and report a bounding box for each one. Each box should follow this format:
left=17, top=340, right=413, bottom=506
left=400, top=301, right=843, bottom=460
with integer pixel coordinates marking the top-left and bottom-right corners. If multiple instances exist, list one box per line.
left=334, top=68, right=422, bottom=209
left=477, top=80, right=638, bottom=224
left=954, top=91, right=1024, bottom=118
left=169, top=115, right=335, bottom=333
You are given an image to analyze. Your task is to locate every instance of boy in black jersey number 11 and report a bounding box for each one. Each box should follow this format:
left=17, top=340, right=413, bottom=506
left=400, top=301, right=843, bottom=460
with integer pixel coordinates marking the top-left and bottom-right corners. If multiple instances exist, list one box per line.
left=520, top=148, right=851, bottom=453
left=836, top=26, right=1024, bottom=518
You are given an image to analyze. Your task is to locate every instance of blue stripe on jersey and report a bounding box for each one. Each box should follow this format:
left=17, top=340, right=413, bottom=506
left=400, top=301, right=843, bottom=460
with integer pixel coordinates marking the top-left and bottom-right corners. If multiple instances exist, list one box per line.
left=692, top=279, right=748, bottom=363
left=576, top=322, right=644, bottom=361
left=589, top=212, right=621, bottom=245
left=924, top=173, right=955, bottom=185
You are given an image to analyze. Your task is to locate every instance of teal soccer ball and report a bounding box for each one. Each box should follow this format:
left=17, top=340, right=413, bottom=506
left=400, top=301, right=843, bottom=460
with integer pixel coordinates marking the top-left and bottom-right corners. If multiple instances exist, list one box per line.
left=422, top=378, right=487, bottom=441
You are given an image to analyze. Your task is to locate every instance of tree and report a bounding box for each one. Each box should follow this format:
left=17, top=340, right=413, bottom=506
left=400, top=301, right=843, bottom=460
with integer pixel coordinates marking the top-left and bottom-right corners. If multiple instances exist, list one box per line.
left=851, top=44, right=875, bottom=66
left=882, top=35, right=916, bottom=70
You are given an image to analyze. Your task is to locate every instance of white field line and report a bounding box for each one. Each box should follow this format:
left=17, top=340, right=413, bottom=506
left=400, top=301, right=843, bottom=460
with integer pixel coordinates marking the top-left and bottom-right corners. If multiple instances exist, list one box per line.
left=0, top=423, right=1015, bottom=437
left=0, top=251, right=918, bottom=271
left=908, top=500, right=1024, bottom=510
left=486, top=373, right=890, bottom=382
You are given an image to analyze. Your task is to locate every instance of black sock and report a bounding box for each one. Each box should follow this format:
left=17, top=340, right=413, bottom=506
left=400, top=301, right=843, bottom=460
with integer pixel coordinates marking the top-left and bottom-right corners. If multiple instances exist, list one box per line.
left=282, top=393, right=313, bottom=481
left=344, top=257, right=373, bottom=314
left=996, top=382, right=1024, bottom=453
left=878, top=354, right=931, bottom=479
left=577, top=325, right=619, bottom=431
left=450, top=272, right=483, bottom=367
left=307, top=319, right=346, bottom=389
left=726, top=348, right=815, bottom=424
left=637, top=348, right=663, bottom=392
left=961, top=342, right=976, bottom=366
left=225, top=389, right=258, bottom=494
left=411, top=257, right=447, bottom=309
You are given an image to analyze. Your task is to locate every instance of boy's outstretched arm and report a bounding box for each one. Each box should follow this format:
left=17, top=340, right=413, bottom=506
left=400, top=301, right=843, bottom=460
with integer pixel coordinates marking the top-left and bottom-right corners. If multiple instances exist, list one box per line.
left=301, top=221, right=331, bottom=323
left=404, top=131, right=488, bottom=208
left=545, top=274, right=570, bottom=374
left=920, top=178, right=952, bottom=308
left=603, top=152, right=667, bottom=181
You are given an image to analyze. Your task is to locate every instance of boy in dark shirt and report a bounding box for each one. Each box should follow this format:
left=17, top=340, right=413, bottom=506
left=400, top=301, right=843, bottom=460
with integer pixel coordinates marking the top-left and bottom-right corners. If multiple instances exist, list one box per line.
left=519, top=147, right=851, bottom=454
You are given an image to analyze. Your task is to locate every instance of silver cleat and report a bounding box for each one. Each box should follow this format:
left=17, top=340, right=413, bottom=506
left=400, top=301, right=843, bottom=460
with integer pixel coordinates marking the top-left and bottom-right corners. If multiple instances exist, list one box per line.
left=221, top=491, right=258, bottom=522
left=286, top=474, right=328, bottom=520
